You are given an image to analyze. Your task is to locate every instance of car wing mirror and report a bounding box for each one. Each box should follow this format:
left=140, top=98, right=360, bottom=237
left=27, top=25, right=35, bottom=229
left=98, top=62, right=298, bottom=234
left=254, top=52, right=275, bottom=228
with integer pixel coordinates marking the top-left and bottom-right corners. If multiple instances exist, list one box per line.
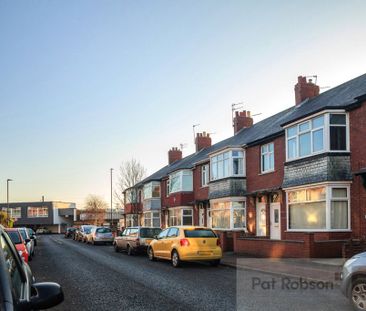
left=25, top=238, right=31, bottom=243
left=153, top=235, right=158, bottom=240
left=19, top=282, right=64, bottom=310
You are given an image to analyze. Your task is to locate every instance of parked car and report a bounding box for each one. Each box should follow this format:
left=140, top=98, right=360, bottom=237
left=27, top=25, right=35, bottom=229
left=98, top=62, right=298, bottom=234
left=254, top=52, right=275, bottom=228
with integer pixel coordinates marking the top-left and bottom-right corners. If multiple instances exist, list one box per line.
left=86, top=227, right=114, bottom=245
left=77, top=225, right=95, bottom=242
left=73, top=228, right=81, bottom=241
left=147, top=226, right=222, bottom=267
left=341, top=252, right=366, bottom=310
left=28, top=228, right=37, bottom=246
left=18, top=227, right=35, bottom=261
left=114, top=227, right=162, bottom=255
left=5, top=228, right=29, bottom=263
left=64, top=227, right=76, bottom=239
left=0, top=225, right=64, bottom=310
left=36, top=227, right=51, bottom=234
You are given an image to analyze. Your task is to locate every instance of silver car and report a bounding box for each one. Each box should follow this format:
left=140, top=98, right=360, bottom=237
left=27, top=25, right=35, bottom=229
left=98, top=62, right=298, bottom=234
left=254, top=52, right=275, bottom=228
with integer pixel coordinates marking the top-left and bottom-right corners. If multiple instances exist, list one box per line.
left=18, top=227, right=35, bottom=260
left=341, top=252, right=366, bottom=310
left=86, top=227, right=113, bottom=245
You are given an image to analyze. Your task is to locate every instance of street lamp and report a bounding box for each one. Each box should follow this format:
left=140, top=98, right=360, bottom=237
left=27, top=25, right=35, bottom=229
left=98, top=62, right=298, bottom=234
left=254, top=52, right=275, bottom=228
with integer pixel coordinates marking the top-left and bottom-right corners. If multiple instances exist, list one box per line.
left=110, top=168, right=113, bottom=229
left=7, top=179, right=13, bottom=226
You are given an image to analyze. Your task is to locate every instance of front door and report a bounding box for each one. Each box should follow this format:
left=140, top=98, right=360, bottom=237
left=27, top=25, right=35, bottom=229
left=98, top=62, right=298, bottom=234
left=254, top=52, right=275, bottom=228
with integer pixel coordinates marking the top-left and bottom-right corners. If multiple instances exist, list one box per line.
left=256, top=203, right=267, bottom=236
left=270, top=203, right=281, bottom=240
left=199, top=206, right=205, bottom=226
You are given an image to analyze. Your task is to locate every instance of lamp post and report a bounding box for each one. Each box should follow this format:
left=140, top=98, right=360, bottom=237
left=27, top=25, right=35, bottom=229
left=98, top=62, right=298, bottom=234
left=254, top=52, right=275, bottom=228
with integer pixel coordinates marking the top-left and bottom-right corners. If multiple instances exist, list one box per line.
left=7, top=179, right=13, bottom=226
left=110, top=168, right=113, bottom=229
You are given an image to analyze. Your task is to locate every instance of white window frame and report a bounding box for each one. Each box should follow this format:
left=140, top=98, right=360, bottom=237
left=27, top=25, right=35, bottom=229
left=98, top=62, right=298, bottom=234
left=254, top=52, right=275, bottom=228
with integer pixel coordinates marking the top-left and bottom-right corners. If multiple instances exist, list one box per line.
left=169, top=170, right=193, bottom=194
left=143, top=182, right=161, bottom=200
left=209, top=197, right=247, bottom=231
left=261, top=142, right=275, bottom=173
left=125, top=188, right=137, bottom=204
left=210, top=149, right=245, bottom=181
left=143, top=211, right=161, bottom=227
left=285, top=111, right=349, bottom=162
left=168, top=207, right=193, bottom=226
left=166, top=179, right=170, bottom=197
left=9, top=207, right=21, bottom=218
left=27, top=206, right=49, bottom=218
left=201, top=164, right=209, bottom=187
left=125, top=214, right=139, bottom=227
left=285, top=182, right=351, bottom=232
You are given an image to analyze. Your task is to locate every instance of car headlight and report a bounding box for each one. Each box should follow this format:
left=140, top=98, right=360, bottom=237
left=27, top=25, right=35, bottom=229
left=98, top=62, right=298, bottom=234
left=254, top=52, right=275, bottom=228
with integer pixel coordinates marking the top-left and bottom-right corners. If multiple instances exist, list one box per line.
left=18, top=250, right=23, bottom=257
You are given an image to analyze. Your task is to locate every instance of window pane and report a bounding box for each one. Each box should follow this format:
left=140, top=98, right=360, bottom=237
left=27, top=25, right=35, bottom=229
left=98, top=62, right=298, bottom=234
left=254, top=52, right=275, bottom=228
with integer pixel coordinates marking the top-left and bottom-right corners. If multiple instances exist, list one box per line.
left=306, top=187, right=326, bottom=201
left=288, top=138, right=297, bottom=159
left=223, top=159, right=229, bottom=177
left=182, top=174, right=193, bottom=191
left=289, top=202, right=326, bottom=229
left=299, top=122, right=310, bottom=132
left=299, top=132, right=311, bottom=157
left=268, top=143, right=274, bottom=153
left=330, top=126, right=346, bottom=150
left=233, top=209, right=245, bottom=228
left=331, top=201, right=348, bottom=229
left=312, top=129, right=324, bottom=152
left=261, top=145, right=268, bottom=154
left=312, top=115, right=324, bottom=128
left=287, top=126, right=297, bottom=137
left=211, top=209, right=230, bottom=229
left=183, top=209, right=192, bottom=216
left=332, top=188, right=347, bottom=198
left=330, top=114, right=346, bottom=125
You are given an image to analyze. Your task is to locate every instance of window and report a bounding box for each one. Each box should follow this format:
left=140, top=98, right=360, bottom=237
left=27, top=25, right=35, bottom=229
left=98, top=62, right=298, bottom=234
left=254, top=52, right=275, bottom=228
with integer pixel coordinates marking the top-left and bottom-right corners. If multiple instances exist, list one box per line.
left=261, top=143, right=274, bottom=173
left=166, top=180, right=170, bottom=197
left=125, top=189, right=137, bottom=204
left=210, top=150, right=245, bottom=181
left=27, top=207, right=48, bottom=218
left=167, top=227, right=179, bottom=237
left=286, top=113, right=348, bottom=161
left=9, top=207, right=21, bottom=218
left=143, top=211, right=160, bottom=227
left=143, top=182, right=160, bottom=200
left=287, top=185, right=349, bottom=231
left=330, top=114, right=347, bottom=151
left=169, top=170, right=193, bottom=193
left=168, top=208, right=193, bottom=226
left=126, top=214, right=139, bottom=227
left=157, top=228, right=169, bottom=239
left=201, top=164, right=209, bottom=187
left=210, top=201, right=246, bottom=230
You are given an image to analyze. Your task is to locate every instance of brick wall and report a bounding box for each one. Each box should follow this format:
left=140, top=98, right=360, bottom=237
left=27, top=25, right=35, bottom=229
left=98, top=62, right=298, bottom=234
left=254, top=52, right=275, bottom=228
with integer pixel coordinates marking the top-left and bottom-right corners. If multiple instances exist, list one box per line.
left=246, top=136, right=285, bottom=193
left=193, top=164, right=209, bottom=201
left=349, top=100, right=366, bottom=238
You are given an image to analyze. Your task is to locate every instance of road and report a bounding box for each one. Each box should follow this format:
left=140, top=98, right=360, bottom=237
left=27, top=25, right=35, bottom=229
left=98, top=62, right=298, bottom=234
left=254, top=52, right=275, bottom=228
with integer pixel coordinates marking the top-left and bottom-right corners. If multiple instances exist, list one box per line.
left=29, top=235, right=353, bottom=311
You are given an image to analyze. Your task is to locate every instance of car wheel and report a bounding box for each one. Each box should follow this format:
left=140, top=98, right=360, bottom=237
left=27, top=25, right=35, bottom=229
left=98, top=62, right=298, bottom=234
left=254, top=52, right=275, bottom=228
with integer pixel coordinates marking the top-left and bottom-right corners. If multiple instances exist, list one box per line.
left=28, top=254, right=32, bottom=262
left=210, top=259, right=220, bottom=267
left=351, top=278, right=366, bottom=311
left=148, top=247, right=156, bottom=261
left=114, top=244, right=120, bottom=253
left=127, top=245, right=133, bottom=256
left=171, top=250, right=180, bottom=268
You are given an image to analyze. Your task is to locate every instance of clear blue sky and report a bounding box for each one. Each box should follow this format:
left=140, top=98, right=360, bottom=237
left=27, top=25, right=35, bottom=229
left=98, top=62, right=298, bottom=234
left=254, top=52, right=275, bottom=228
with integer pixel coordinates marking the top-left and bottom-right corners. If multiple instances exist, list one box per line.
left=1, top=0, right=366, bottom=208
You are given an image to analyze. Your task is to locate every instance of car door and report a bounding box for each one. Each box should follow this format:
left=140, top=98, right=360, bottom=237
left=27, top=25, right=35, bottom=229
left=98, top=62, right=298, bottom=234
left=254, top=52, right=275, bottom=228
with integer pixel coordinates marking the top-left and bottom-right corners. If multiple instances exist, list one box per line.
left=163, top=228, right=179, bottom=258
left=121, top=229, right=130, bottom=250
left=153, top=229, right=169, bottom=257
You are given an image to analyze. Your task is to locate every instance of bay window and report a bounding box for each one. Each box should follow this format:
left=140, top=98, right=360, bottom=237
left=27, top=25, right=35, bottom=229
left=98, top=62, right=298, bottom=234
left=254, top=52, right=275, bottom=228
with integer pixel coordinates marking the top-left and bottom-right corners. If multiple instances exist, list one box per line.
left=168, top=207, right=193, bottom=226
left=286, top=113, right=348, bottom=161
left=210, top=200, right=246, bottom=230
left=287, top=184, right=350, bottom=231
left=261, top=143, right=274, bottom=173
left=143, top=182, right=160, bottom=200
left=169, top=170, right=193, bottom=193
left=210, top=150, right=245, bottom=181
left=125, top=189, right=137, bottom=204
left=126, top=214, right=139, bottom=227
left=143, top=211, right=160, bottom=227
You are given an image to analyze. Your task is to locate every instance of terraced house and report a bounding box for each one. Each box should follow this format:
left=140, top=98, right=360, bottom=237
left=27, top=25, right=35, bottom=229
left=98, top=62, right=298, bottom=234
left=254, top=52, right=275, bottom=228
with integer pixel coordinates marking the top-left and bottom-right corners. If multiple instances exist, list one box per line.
left=123, top=73, right=366, bottom=257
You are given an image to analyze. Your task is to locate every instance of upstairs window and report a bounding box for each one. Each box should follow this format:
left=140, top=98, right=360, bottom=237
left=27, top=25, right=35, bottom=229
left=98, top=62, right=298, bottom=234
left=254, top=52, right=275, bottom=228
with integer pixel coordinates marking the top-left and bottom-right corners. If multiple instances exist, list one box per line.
left=169, top=170, right=193, bottom=193
left=210, top=150, right=244, bottom=181
left=261, top=143, right=274, bottom=173
left=28, top=207, right=48, bottom=218
left=166, top=180, right=170, bottom=197
left=143, top=182, right=161, bottom=200
left=201, top=164, right=209, bottom=187
left=286, top=113, right=348, bottom=161
left=125, top=189, right=138, bottom=204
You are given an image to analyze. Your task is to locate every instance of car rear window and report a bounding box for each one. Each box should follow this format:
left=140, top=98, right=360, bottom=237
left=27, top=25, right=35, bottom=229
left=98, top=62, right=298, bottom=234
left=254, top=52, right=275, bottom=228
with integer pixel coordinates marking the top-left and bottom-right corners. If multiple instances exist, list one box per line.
left=6, top=231, right=22, bottom=244
left=96, top=228, right=111, bottom=233
left=140, top=228, right=162, bottom=238
left=184, top=229, right=217, bottom=238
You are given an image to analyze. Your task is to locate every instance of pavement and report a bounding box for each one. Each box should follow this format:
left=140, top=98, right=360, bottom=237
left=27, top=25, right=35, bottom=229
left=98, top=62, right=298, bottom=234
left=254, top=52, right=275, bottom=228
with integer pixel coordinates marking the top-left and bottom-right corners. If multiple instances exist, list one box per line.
left=221, top=252, right=346, bottom=284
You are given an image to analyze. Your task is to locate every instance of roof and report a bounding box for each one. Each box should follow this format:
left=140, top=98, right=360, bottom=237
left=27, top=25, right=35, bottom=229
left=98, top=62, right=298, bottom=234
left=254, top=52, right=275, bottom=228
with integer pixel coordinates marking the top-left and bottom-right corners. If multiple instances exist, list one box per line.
left=139, top=73, right=366, bottom=186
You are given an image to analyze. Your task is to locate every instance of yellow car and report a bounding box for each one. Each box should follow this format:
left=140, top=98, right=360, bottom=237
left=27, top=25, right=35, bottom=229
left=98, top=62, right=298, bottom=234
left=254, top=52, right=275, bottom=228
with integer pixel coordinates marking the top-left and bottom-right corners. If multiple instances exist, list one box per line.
left=147, top=226, right=222, bottom=267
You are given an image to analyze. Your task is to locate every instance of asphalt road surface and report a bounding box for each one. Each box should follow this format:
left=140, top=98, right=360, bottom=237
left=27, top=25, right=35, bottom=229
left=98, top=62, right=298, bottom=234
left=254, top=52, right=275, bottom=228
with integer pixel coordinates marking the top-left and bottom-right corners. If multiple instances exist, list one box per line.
left=29, top=235, right=353, bottom=311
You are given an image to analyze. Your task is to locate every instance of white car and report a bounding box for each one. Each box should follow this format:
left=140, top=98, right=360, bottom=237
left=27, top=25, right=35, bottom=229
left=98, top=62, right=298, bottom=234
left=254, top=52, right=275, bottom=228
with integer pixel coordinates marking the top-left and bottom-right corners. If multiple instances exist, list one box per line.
left=18, top=227, right=35, bottom=260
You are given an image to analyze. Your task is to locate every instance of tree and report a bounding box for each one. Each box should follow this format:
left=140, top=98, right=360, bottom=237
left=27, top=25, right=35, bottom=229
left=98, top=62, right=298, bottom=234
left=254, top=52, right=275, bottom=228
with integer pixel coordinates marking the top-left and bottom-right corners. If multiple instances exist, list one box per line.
left=82, top=194, right=108, bottom=225
left=0, top=210, right=13, bottom=227
left=114, top=159, right=146, bottom=209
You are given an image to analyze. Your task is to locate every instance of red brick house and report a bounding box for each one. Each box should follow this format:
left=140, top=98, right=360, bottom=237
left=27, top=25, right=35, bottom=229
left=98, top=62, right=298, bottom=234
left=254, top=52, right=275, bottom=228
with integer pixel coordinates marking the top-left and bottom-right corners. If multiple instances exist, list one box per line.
left=124, top=73, right=366, bottom=257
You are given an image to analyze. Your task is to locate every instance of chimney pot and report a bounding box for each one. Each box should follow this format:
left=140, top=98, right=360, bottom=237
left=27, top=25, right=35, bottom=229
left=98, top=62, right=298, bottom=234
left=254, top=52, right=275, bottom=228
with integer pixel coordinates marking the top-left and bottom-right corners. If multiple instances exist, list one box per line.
left=168, top=147, right=182, bottom=164
left=195, top=131, right=212, bottom=152
left=294, top=75, right=320, bottom=105
left=233, top=110, right=253, bottom=134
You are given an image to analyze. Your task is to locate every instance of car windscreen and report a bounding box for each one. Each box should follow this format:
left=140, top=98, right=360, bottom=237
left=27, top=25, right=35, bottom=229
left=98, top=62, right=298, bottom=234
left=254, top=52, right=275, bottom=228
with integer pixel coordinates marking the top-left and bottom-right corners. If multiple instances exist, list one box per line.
left=140, top=228, right=162, bottom=238
left=6, top=231, right=22, bottom=244
left=96, top=228, right=111, bottom=233
left=184, top=229, right=217, bottom=238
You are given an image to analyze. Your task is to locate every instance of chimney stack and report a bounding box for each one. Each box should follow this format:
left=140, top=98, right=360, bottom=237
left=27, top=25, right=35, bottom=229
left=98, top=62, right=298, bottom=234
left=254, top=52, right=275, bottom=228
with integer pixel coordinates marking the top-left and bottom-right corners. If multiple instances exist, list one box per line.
left=233, top=110, right=253, bottom=134
left=168, top=147, right=182, bottom=165
left=294, top=76, right=320, bottom=105
left=195, top=132, right=212, bottom=152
